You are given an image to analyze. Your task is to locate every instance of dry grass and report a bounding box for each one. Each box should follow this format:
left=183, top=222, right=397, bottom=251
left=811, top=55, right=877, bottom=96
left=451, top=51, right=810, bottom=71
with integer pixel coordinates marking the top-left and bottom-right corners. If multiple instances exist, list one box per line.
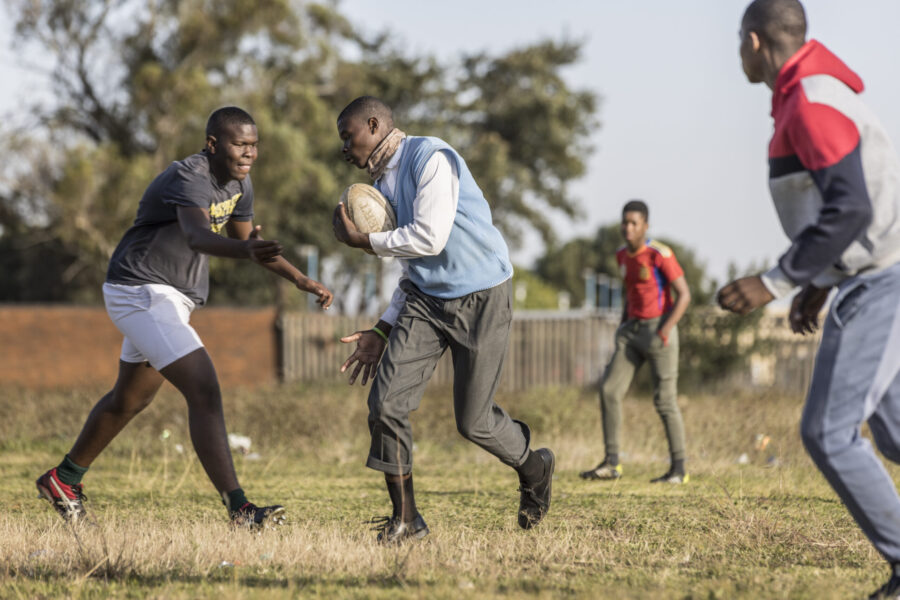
left=0, top=383, right=895, bottom=598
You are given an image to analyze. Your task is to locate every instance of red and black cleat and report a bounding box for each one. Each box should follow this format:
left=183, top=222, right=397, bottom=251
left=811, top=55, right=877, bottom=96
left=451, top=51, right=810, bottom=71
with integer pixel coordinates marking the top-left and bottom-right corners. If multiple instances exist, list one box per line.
left=36, top=468, right=88, bottom=524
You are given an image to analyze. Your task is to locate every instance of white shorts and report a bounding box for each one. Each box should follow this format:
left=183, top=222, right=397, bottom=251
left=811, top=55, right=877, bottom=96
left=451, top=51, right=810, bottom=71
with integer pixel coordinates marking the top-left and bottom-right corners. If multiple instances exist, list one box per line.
left=102, top=282, right=204, bottom=370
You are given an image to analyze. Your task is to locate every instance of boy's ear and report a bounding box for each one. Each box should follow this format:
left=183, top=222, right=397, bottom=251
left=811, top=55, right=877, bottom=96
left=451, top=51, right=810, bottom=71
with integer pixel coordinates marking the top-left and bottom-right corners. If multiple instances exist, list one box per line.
left=749, top=30, right=761, bottom=53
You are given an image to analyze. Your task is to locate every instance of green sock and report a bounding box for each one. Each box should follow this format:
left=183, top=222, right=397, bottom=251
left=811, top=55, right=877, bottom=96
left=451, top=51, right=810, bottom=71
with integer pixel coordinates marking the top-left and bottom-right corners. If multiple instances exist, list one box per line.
left=224, top=488, right=249, bottom=512
left=56, top=455, right=88, bottom=486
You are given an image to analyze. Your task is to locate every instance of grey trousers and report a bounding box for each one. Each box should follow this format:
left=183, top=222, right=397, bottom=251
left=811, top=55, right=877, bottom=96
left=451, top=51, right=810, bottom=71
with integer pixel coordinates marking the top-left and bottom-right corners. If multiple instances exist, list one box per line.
left=366, top=279, right=530, bottom=475
left=801, top=261, right=900, bottom=563
left=600, top=317, right=686, bottom=461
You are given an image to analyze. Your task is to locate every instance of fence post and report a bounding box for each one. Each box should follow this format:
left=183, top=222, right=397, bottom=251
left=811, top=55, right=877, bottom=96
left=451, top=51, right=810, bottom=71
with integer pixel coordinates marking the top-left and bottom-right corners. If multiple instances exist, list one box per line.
left=583, top=270, right=597, bottom=310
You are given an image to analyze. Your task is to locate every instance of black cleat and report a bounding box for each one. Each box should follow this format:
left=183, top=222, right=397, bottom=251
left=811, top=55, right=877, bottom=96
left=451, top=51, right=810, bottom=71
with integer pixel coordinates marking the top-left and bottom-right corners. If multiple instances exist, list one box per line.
left=579, top=461, right=622, bottom=480
left=650, top=469, right=690, bottom=484
left=518, top=448, right=555, bottom=530
left=871, top=573, right=900, bottom=599
left=370, top=514, right=430, bottom=545
left=230, top=502, right=286, bottom=530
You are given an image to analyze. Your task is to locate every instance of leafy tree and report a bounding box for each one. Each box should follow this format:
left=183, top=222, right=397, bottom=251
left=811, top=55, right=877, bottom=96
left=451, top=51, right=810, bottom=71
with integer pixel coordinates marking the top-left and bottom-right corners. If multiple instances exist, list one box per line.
left=0, top=1, right=597, bottom=307
left=511, top=267, right=565, bottom=310
left=534, top=224, right=617, bottom=307
left=451, top=41, right=597, bottom=248
left=4, top=0, right=356, bottom=303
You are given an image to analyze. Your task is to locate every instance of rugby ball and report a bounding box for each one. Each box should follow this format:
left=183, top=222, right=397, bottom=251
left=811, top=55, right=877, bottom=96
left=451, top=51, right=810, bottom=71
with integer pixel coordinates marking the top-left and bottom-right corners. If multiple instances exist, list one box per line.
left=342, top=183, right=396, bottom=234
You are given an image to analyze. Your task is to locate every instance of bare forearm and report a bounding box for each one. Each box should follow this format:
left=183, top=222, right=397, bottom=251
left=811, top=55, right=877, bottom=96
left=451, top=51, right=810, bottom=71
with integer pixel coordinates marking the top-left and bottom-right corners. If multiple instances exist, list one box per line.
left=260, top=256, right=307, bottom=286
left=661, top=294, right=690, bottom=330
left=186, top=228, right=253, bottom=259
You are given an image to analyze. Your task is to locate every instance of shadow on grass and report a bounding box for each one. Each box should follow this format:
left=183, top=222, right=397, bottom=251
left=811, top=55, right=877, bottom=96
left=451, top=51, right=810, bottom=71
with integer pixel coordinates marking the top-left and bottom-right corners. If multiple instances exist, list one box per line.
left=419, top=489, right=506, bottom=497
left=10, top=570, right=437, bottom=592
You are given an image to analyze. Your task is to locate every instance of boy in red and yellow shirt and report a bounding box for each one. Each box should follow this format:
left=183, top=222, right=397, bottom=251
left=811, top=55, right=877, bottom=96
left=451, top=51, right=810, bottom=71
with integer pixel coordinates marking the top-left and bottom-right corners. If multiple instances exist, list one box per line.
left=580, top=200, right=691, bottom=483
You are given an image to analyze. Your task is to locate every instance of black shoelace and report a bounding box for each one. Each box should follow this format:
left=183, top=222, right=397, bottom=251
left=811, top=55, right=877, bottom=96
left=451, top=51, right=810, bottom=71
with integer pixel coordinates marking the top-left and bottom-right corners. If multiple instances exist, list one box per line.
left=517, top=486, right=547, bottom=509
left=366, top=515, right=397, bottom=533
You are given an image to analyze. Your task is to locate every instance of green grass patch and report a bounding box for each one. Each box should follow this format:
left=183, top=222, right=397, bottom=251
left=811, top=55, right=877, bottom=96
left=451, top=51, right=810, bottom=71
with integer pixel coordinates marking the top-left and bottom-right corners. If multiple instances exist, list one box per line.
left=0, top=383, right=894, bottom=598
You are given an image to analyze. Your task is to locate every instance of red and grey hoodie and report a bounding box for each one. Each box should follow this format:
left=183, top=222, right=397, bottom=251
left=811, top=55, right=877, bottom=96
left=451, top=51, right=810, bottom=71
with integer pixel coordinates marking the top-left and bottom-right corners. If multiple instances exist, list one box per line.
left=761, top=40, right=900, bottom=298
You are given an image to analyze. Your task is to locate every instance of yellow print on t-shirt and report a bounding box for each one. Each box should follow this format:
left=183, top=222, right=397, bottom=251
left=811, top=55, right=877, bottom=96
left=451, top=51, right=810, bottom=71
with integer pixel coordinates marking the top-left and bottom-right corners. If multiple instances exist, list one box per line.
left=639, top=264, right=651, bottom=281
left=208, top=193, right=243, bottom=233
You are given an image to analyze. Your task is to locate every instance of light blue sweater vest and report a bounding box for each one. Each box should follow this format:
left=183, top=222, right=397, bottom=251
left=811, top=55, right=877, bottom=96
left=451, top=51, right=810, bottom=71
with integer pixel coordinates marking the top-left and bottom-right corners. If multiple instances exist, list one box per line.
left=382, top=136, right=513, bottom=299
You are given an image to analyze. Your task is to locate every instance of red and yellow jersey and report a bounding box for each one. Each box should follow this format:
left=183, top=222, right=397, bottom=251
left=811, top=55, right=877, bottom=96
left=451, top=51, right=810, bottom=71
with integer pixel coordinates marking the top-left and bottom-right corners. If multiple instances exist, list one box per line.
left=616, top=240, right=684, bottom=320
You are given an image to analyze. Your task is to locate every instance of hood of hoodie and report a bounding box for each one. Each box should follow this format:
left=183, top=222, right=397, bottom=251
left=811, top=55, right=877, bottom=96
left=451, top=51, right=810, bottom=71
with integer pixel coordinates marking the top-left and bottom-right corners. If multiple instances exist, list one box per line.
left=772, top=39, right=864, bottom=116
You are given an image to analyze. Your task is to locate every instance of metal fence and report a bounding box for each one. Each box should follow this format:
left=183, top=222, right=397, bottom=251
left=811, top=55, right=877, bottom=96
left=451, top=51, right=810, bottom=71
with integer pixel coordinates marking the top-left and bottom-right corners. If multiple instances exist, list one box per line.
left=279, top=310, right=620, bottom=390
left=279, top=310, right=822, bottom=393
left=749, top=314, right=820, bottom=395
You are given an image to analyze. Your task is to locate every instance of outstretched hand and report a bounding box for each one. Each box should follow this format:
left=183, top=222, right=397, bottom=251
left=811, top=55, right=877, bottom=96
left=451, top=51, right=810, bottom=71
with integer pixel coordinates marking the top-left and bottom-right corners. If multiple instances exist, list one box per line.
left=299, top=279, right=334, bottom=310
left=339, top=329, right=386, bottom=385
left=790, top=285, right=830, bottom=335
left=245, top=225, right=283, bottom=264
left=717, top=275, right=774, bottom=315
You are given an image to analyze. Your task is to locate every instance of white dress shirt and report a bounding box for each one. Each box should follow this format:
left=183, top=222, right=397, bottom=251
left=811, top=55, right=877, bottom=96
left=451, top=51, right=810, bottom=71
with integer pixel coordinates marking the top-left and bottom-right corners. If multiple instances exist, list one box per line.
left=368, top=139, right=460, bottom=325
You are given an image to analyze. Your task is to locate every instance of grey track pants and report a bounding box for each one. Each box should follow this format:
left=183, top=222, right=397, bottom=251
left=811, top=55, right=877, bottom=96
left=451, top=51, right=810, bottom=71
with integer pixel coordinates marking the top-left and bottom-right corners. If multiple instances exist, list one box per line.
left=600, top=317, right=686, bottom=461
left=365, top=279, right=530, bottom=475
left=802, top=261, right=900, bottom=563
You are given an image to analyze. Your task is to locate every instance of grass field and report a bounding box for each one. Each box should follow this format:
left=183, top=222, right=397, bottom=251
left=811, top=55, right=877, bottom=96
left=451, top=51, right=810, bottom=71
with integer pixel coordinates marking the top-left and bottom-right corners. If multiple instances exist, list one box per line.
left=0, top=382, right=894, bottom=599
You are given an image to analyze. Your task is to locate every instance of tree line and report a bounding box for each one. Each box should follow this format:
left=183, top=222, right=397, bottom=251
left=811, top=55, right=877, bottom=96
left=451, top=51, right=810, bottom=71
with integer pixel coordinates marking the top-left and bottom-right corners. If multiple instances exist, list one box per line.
left=0, top=0, right=596, bottom=306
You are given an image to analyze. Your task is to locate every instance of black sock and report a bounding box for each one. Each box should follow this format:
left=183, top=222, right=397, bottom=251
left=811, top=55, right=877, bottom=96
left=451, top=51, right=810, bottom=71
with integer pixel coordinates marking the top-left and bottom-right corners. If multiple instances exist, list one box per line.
left=385, top=473, right=417, bottom=522
left=224, top=488, right=249, bottom=513
left=672, top=459, right=685, bottom=476
left=516, top=450, right=545, bottom=483
left=56, top=454, right=88, bottom=486
left=605, top=454, right=619, bottom=467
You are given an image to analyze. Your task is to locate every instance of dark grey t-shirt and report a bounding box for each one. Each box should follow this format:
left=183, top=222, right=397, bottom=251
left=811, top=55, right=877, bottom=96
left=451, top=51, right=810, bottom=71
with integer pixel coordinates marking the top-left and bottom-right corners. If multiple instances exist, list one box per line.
left=106, top=152, right=254, bottom=305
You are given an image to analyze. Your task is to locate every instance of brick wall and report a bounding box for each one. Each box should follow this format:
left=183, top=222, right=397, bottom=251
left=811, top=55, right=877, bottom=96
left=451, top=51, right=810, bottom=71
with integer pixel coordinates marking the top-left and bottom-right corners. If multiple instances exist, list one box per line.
left=0, top=305, right=279, bottom=389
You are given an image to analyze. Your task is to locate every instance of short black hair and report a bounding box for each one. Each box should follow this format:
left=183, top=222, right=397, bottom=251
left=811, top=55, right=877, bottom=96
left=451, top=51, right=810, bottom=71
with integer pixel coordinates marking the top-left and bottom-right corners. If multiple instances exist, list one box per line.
left=206, top=106, right=255, bottom=138
left=337, top=96, right=394, bottom=128
left=622, top=200, right=649, bottom=221
left=743, top=0, right=807, bottom=46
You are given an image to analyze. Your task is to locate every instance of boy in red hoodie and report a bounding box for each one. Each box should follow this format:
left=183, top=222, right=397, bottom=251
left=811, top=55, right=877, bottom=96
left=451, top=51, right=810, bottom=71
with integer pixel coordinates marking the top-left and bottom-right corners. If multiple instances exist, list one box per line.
left=720, top=1, right=900, bottom=597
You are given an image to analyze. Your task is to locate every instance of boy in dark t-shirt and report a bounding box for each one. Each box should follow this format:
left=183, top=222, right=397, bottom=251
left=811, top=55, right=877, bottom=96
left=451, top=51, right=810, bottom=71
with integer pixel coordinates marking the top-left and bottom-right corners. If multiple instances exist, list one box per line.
left=35, top=107, right=333, bottom=528
left=106, top=151, right=257, bottom=305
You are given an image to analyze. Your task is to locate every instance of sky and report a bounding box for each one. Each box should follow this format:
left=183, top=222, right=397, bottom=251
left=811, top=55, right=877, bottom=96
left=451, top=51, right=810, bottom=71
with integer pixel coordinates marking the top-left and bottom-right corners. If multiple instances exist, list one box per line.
left=2, top=1, right=900, bottom=284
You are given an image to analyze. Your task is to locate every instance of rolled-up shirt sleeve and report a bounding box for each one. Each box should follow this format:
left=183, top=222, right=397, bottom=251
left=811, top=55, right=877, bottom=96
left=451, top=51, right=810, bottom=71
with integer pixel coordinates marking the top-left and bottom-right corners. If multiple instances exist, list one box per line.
left=369, top=151, right=459, bottom=258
